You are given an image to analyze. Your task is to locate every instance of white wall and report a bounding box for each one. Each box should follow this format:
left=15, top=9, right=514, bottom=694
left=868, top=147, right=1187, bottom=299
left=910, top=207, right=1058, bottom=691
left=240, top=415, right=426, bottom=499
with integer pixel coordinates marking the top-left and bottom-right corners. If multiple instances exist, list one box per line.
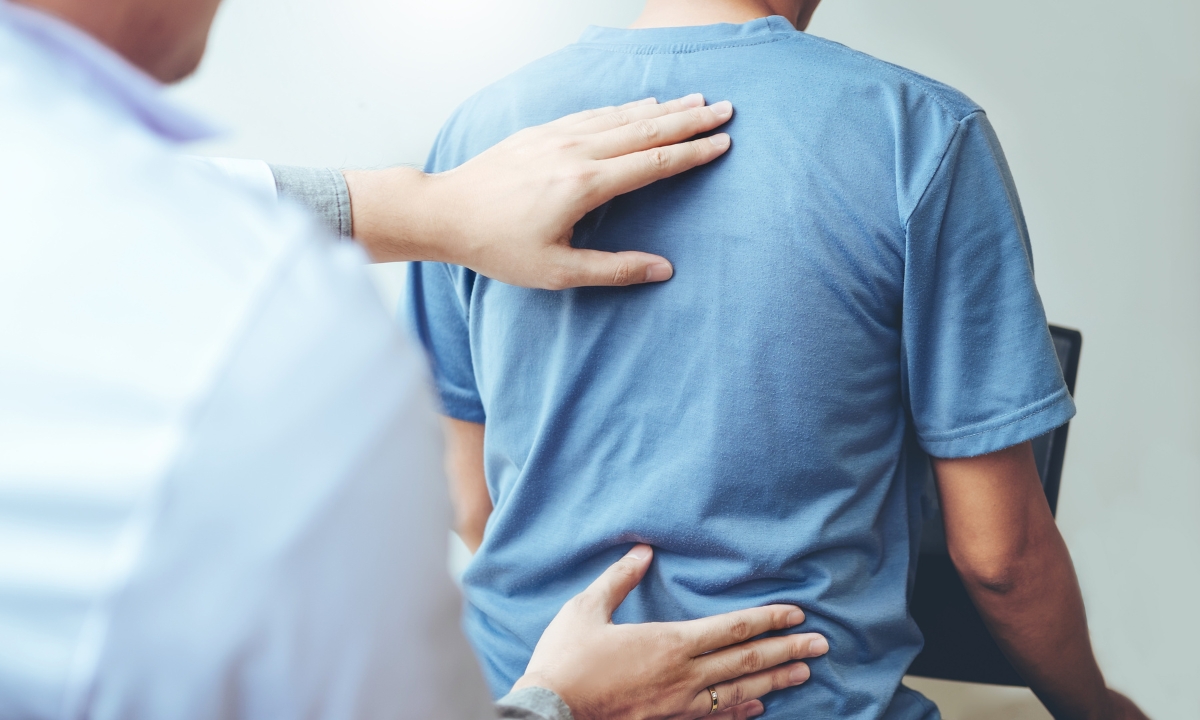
left=174, top=1, right=1200, bottom=717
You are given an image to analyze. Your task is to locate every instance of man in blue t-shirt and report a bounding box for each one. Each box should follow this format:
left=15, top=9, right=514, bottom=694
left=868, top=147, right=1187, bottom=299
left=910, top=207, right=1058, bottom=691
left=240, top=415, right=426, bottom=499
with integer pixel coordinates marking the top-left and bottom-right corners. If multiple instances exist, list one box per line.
left=408, top=2, right=1144, bottom=718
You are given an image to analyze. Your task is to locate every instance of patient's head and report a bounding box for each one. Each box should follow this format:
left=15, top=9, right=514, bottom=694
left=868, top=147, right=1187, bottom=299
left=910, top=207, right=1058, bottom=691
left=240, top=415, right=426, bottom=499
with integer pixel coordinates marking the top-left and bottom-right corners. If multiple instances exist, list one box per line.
left=634, top=0, right=823, bottom=31
left=13, top=0, right=223, bottom=82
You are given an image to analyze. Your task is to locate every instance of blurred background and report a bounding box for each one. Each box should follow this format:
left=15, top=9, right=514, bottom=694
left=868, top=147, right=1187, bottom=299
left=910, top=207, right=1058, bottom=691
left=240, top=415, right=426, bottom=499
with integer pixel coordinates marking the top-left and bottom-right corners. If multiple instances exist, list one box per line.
left=174, top=1, right=1199, bottom=717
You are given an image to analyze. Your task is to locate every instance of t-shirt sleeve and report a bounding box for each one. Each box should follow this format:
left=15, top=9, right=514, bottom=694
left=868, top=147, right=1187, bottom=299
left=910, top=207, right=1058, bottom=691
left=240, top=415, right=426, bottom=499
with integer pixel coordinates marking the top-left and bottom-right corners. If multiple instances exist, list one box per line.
left=406, top=260, right=486, bottom=424
left=902, top=110, right=1075, bottom=459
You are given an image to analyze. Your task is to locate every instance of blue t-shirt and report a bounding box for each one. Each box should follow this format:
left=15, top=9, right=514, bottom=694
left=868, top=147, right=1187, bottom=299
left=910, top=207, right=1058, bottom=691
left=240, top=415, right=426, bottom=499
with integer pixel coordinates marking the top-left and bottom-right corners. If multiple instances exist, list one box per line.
left=408, top=16, right=1074, bottom=720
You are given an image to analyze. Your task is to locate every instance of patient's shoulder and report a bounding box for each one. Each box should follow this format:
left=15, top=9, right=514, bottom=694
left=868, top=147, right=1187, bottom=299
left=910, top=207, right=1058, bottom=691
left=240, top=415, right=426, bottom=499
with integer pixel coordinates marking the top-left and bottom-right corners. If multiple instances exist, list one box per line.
left=785, top=32, right=982, bottom=122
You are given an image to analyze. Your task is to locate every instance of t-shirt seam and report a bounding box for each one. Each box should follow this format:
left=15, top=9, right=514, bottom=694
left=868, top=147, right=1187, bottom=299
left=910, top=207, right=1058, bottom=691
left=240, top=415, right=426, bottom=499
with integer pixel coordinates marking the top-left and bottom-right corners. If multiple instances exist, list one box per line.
left=796, top=34, right=971, bottom=120
left=901, top=110, right=986, bottom=232
left=572, top=34, right=789, bottom=56
left=918, top=386, right=1071, bottom=444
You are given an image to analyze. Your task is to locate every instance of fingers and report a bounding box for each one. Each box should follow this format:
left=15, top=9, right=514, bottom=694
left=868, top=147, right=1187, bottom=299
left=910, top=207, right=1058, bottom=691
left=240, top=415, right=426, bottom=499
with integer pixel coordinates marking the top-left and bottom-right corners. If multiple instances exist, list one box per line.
left=548, top=97, right=659, bottom=128
left=591, top=133, right=731, bottom=201
left=694, top=661, right=814, bottom=717
left=590, top=100, right=733, bottom=159
left=570, top=93, right=708, bottom=135
left=675, top=605, right=806, bottom=656
left=698, top=633, right=829, bottom=688
left=575, top=544, right=654, bottom=618
left=540, top=247, right=674, bottom=290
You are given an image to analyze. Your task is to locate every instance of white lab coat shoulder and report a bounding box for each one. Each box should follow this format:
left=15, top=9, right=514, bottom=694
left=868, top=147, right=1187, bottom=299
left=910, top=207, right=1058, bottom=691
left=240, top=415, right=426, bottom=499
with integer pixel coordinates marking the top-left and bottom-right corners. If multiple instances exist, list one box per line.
left=0, top=12, right=492, bottom=720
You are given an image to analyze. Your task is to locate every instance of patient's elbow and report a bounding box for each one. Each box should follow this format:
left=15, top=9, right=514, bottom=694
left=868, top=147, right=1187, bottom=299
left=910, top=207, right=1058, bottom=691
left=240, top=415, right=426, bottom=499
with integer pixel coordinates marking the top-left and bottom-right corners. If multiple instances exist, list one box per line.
left=949, top=543, right=1030, bottom=597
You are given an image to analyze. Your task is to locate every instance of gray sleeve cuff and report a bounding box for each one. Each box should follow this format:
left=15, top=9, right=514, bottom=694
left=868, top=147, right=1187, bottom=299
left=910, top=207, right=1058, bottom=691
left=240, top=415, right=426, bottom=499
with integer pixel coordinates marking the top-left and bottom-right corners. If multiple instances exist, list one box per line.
left=495, top=687, right=575, bottom=720
left=268, top=165, right=353, bottom=239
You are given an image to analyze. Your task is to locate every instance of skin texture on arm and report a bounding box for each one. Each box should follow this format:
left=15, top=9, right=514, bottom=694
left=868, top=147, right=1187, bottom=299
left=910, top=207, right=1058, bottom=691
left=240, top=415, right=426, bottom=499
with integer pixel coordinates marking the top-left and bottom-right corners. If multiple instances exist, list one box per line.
left=934, top=442, right=1147, bottom=720
left=443, top=418, right=491, bottom=552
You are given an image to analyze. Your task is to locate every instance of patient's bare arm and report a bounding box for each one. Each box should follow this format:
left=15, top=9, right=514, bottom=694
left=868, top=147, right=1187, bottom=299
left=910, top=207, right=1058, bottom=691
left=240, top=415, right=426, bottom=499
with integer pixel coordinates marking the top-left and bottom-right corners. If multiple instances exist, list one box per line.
left=933, top=442, right=1147, bottom=720
left=443, top=418, right=491, bottom=552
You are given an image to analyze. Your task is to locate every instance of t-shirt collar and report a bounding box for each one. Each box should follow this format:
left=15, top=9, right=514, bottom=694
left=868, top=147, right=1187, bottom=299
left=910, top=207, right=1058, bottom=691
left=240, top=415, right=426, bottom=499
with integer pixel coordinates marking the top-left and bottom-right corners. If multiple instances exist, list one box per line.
left=579, top=15, right=796, bottom=48
left=0, top=0, right=219, bottom=143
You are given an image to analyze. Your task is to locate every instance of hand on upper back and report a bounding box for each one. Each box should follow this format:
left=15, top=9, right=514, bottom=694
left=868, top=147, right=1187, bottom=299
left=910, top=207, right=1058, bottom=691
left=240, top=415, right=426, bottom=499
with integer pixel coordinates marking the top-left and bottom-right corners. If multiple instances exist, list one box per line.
left=432, top=94, right=732, bottom=290
left=515, top=545, right=829, bottom=720
left=346, top=95, right=733, bottom=289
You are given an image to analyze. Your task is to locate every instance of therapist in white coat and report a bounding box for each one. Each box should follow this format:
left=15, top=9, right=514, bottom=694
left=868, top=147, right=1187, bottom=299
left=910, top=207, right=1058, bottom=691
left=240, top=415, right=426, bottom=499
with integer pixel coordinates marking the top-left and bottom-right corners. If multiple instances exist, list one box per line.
left=0, top=1, right=832, bottom=719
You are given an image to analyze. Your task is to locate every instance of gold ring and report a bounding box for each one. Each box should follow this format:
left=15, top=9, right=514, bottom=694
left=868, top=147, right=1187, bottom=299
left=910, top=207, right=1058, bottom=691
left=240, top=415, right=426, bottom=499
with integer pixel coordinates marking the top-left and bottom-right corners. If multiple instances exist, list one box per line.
left=707, top=686, right=719, bottom=715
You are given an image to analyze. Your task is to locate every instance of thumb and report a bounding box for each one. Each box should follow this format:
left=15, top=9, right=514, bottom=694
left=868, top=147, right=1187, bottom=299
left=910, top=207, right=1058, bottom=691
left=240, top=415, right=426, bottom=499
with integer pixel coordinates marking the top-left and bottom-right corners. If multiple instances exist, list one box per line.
left=580, top=544, right=654, bottom=619
left=548, top=248, right=674, bottom=288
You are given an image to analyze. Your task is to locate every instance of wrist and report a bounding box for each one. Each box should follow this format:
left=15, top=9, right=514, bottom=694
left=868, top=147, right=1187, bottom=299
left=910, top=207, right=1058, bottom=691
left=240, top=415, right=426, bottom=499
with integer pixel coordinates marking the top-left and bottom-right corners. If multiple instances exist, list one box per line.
left=343, top=167, right=458, bottom=263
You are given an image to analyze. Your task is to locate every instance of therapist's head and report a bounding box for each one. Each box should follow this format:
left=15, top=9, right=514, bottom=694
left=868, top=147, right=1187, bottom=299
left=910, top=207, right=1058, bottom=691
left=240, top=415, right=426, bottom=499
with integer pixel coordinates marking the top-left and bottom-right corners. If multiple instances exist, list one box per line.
left=14, top=0, right=222, bottom=81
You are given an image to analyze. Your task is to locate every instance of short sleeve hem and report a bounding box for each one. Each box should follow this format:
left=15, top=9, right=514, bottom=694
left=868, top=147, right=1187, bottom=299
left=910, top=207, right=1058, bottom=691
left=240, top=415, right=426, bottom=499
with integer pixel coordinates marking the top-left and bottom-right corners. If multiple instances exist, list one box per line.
left=437, top=387, right=487, bottom=425
left=918, top=388, right=1076, bottom=459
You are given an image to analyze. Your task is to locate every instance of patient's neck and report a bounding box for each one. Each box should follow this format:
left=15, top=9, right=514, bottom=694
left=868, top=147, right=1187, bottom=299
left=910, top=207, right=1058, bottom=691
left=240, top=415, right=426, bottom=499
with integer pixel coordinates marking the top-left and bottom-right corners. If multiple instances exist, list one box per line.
left=631, top=0, right=802, bottom=29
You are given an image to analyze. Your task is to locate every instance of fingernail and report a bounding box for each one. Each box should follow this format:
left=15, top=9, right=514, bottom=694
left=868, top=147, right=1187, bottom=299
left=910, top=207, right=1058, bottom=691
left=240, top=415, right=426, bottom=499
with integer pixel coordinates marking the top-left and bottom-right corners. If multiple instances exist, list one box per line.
left=627, top=544, right=652, bottom=561
left=711, top=100, right=733, bottom=118
left=681, top=93, right=705, bottom=107
left=746, top=700, right=765, bottom=717
left=810, top=636, right=829, bottom=655
left=645, top=262, right=673, bottom=282
left=637, top=97, right=658, bottom=105
left=789, top=663, right=811, bottom=685
left=709, top=133, right=731, bottom=149
left=787, top=609, right=805, bottom=626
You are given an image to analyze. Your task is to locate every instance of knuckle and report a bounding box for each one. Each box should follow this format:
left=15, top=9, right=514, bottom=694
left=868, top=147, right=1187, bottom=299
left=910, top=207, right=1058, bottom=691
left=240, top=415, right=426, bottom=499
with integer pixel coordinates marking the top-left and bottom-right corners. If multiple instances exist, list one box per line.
left=611, top=558, right=640, bottom=580
left=609, top=110, right=630, bottom=128
left=566, top=166, right=597, bottom=189
left=688, top=106, right=707, bottom=124
left=727, top=617, right=750, bottom=640
left=739, top=648, right=763, bottom=673
left=610, top=262, right=637, bottom=286
left=553, top=135, right=581, bottom=153
left=771, top=666, right=794, bottom=690
left=645, top=147, right=672, bottom=171
left=723, top=683, right=748, bottom=708
left=667, top=629, right=691, bottom=656
left=633, top=118, right=660, bottom=141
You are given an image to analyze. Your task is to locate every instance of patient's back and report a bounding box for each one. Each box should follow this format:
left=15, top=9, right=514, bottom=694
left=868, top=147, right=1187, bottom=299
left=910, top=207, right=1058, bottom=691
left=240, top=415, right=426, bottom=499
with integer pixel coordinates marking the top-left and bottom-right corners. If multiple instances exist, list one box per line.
left=409, top=16, right=1072, bottom=720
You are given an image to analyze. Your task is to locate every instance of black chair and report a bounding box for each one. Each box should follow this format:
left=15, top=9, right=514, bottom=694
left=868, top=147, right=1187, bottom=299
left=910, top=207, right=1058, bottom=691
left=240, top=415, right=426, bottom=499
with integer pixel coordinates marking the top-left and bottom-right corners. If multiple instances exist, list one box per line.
left=907, top=325, right=1083, bottom=686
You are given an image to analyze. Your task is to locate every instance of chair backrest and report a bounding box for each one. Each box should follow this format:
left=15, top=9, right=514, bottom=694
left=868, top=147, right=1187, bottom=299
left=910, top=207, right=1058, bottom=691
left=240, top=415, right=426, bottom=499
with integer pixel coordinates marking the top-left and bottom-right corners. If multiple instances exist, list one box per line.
left=907, top=325, right=1082, bottom=686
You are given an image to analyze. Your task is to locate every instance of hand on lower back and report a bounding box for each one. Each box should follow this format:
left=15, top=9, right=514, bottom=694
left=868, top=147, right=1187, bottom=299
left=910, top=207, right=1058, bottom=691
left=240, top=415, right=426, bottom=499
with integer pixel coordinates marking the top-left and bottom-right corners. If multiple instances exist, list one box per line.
left=514, top=545, right=828, bottom=720
left=346, top=95, right=733, bottom=289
